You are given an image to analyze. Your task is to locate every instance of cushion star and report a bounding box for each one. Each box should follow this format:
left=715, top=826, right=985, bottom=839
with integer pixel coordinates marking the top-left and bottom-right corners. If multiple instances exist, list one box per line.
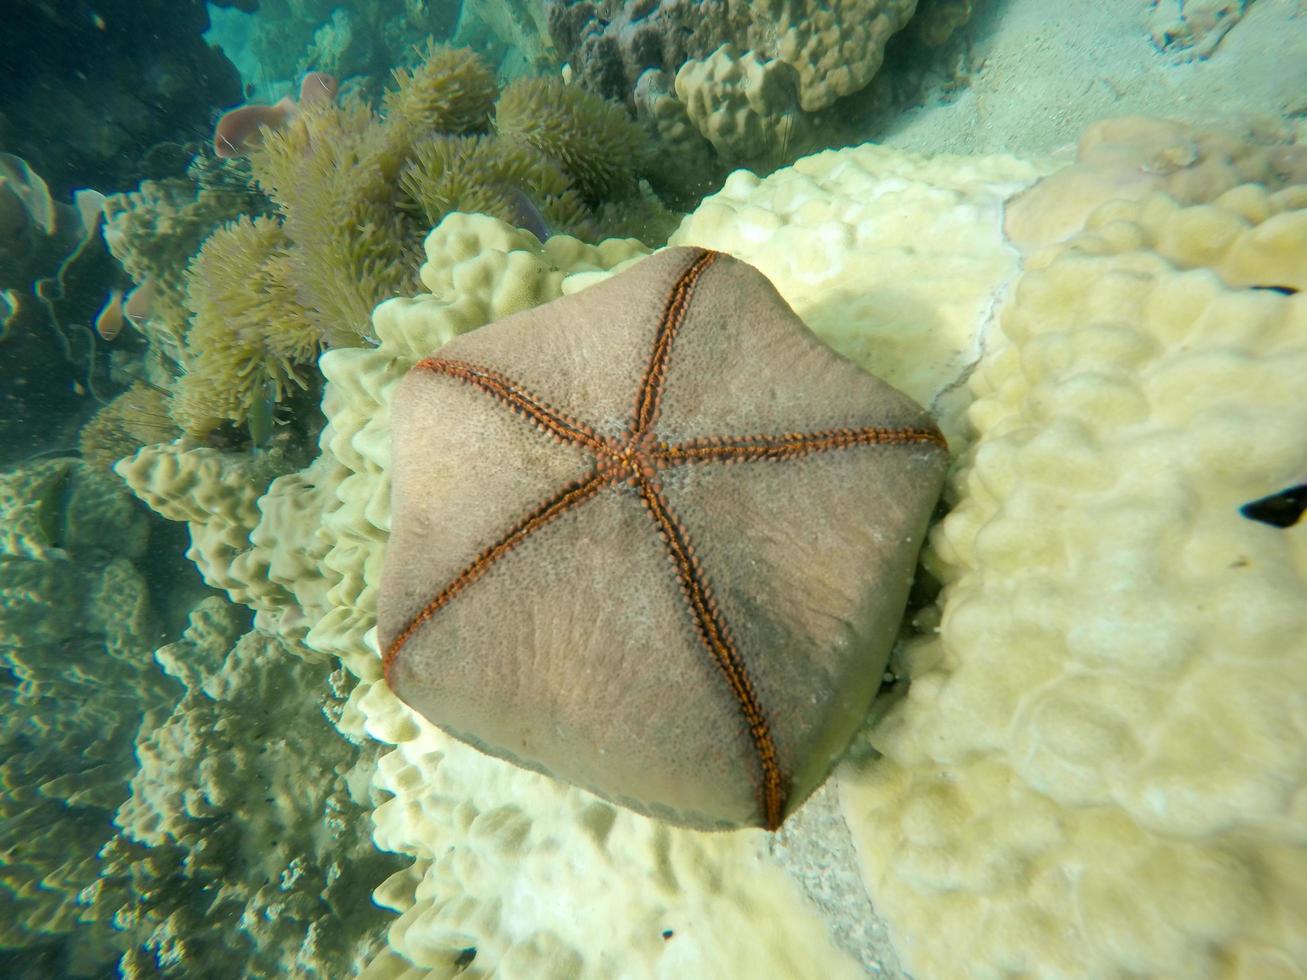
left=378, top=246, right=948, bottom=830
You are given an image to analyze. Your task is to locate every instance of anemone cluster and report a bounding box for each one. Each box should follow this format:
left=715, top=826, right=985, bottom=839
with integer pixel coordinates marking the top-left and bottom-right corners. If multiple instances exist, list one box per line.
left=106, top=44, right=670, bottom=443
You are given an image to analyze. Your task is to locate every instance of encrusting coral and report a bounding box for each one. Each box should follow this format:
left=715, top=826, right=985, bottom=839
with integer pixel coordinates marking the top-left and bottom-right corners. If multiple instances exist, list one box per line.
left=0, top=459, right=173, bottom=973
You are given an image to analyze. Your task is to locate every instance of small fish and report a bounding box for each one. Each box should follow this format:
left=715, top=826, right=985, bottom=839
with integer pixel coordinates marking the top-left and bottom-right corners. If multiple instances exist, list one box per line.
left=214, top=97, right=297, bottom=158
left=298, top=72, right=338, bottom=105
left=1240, top=483, right=1307, bottom=528
left=94, top=288, right=124, bottom=341
left=123, top=279, right=155, bottom=328
left=246, top=377, right=277, bottom=448
left=213, top=72, right=339, bottom=158
left=503, top=186, right=551, bottom=242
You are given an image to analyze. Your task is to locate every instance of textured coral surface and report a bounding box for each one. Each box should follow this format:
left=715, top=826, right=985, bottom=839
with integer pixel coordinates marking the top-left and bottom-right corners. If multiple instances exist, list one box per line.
left=841, top=143, right=1307, bottom=978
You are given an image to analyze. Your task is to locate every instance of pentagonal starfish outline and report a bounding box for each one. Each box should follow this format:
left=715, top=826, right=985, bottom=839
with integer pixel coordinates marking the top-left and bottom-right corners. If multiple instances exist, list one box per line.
left=382, top=248, right=947, bottom=829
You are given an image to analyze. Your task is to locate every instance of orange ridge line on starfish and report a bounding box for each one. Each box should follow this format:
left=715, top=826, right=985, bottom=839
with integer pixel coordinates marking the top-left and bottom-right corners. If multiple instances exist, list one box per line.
left=383, top=247, right=945, bottom=829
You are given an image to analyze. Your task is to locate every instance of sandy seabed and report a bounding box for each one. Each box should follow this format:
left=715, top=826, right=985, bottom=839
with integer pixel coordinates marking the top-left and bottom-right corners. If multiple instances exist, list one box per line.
left=877, top=0, right=1307, bottom=159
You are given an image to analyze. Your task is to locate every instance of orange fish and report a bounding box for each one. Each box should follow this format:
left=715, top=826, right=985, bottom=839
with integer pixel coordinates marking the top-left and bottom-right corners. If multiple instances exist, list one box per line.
left=213, top=72, right=339, bottom=158
left=123, top=279, right=155, bottom=328
left=94, top=288, right=124, bottom=341
left=214, top=96, right=297, bottom=158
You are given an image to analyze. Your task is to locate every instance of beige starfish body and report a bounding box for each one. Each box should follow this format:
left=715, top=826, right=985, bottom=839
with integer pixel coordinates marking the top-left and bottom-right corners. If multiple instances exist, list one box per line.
left=379, top=247, right=948, bottom=830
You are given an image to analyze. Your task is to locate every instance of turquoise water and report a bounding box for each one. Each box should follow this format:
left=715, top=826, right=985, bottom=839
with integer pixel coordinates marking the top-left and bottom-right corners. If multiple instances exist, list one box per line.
left=2, top=2, right=1305, bottom=977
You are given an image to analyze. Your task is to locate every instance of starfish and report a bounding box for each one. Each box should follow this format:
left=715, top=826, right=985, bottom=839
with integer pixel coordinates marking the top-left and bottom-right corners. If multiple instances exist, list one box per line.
left=378, top=246, right=948, bottom=830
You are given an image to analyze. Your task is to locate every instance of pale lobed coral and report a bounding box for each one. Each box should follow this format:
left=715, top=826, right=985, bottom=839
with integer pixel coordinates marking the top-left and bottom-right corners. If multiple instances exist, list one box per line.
left=551, top=0, right=956, bottom=181
left=671, top=140, right=1050, bottom=443
left=752, top=0, right=920, bottom=113
left=673, top=45, right=813, bottom=169
left=550, top=0, right=920, bottom=112
left=840, top=127, right=1307, bottom=977
left=1004, top=115, right=1307, bottom=253
left=114, top=443, right=296, bottom=613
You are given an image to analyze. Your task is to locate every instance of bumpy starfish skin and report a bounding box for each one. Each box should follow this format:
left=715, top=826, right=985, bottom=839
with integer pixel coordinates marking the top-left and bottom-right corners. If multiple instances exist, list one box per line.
left=379, top=247, right=948, bottom=830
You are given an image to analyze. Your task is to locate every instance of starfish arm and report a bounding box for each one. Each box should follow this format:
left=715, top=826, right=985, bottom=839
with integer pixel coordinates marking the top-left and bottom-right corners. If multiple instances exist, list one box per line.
left=415, top=357, right=612, bottom=457
left=631, top=248, right=720, bottom=436
left=637, top=479, right=788, bottom=830
left=653, top=425, right=949, bottom=467
left=383, top=471, right=611, bottom=678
